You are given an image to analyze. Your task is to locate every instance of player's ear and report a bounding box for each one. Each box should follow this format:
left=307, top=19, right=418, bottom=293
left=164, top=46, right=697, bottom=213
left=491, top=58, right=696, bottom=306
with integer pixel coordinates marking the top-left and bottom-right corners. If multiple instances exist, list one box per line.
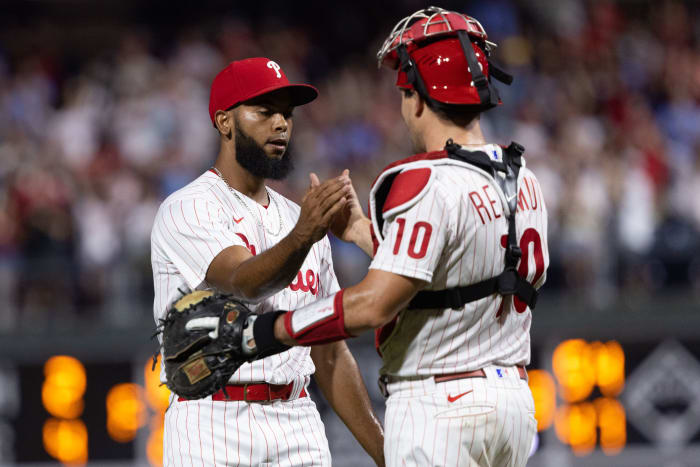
left=214, top=110, right=233, bottom=139
left=414, top=94, right=425, bottom=118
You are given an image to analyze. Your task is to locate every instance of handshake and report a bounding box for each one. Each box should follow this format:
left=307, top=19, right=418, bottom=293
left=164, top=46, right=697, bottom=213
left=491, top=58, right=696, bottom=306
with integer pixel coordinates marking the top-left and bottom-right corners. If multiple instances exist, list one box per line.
left=292, top=170, right=369, bottom=251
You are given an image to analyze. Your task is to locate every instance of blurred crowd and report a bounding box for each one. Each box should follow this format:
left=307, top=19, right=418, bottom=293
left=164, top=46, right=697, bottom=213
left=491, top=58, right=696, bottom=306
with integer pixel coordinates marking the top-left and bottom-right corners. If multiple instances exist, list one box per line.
left=0, top=0, right=699, bottom=329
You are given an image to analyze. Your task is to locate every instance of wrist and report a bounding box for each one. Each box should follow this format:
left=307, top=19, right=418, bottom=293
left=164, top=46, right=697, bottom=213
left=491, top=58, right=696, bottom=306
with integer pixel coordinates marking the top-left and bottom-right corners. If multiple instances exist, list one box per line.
left=289, top=225, right=314, bottom=250
left=249, top=310, right=290, bottom=358
left=349, top=217, right=370, bottom=242
left=347, top=217, right=372, bottom=251
left=284, top=290, right=352, bottom=345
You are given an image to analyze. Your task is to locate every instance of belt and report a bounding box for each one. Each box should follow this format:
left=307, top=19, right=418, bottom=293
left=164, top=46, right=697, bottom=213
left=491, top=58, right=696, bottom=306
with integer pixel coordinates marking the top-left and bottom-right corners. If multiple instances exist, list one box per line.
left=434, top=365, right=527, bottom=383
left=178, top=382, right=307, bottom=402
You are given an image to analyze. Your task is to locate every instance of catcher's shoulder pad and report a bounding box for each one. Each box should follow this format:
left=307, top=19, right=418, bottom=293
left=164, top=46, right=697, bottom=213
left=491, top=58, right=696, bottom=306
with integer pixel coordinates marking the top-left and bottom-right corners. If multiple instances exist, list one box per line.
left=369, top=150, right=446, bottom=242
left=382, top=167, right=434, bottom=218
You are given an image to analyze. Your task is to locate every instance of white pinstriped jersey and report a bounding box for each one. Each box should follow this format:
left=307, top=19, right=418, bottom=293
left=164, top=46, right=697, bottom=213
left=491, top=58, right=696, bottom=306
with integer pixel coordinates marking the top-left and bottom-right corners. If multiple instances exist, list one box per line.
left=151, top=170, right=340, bottom=385
left=370, top=144, right=549, bottom=378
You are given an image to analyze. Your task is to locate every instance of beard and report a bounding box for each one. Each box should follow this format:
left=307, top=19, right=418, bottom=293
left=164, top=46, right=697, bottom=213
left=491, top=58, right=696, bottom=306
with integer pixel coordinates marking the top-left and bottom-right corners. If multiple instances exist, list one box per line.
left=234, top=127, right=294, bottom=180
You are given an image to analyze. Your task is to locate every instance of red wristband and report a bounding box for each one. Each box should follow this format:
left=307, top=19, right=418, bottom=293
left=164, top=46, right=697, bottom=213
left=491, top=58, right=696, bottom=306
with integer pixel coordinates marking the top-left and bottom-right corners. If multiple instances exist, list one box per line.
left=284, top=290, right=351, bottom=345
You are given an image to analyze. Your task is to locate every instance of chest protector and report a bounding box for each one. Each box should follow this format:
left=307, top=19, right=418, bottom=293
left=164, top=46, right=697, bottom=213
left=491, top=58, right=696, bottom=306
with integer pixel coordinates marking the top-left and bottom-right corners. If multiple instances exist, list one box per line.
left=372, top=140, right=538, bottom=311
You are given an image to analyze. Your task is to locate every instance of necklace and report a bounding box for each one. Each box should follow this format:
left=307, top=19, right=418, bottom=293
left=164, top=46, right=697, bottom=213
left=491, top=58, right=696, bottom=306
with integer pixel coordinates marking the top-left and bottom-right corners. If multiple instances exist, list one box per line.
left=210, top=167, right=284, bottom=236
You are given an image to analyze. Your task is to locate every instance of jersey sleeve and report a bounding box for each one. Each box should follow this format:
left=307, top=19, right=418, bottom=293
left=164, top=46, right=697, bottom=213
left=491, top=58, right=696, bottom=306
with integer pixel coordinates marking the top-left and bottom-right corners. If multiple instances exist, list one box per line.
left=318, top=235, right=341, bottom=297
left=151, top=198, right=247, bottom=289
left=370, top=177, right=452, bottom=282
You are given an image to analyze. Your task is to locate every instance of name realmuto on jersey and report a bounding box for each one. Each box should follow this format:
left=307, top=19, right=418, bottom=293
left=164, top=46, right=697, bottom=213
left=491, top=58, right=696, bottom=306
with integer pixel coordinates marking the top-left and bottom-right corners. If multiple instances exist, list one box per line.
left=468, top=176, right=540, bottom=225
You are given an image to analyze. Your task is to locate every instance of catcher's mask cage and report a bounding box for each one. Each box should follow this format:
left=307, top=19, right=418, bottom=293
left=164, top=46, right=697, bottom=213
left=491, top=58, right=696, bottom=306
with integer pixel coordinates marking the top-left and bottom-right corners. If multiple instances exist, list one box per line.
left=377, top=6, right=513, bottom=112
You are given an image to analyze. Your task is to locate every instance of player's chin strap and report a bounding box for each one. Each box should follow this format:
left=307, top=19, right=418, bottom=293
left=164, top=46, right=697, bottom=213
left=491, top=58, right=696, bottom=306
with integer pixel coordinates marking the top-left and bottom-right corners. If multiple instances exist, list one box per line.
left=406, top=140, right=538, bottom=310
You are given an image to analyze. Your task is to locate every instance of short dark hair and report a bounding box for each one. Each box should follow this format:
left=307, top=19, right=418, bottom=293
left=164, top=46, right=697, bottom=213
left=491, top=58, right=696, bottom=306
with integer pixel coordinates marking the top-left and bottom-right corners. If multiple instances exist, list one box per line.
left=402, top=88, right=481, bottom=126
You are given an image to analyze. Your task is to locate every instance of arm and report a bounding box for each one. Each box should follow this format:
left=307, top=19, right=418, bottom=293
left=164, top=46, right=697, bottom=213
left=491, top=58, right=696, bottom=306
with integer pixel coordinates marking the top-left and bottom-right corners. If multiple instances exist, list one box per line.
left=342, top=217, right=374, bottom=258
left=326, top=170, right=375, bottom=257
left=206, top=175, right=351, bottom=302
left=274, top=269, right=425, bottom=345
left=311, top=342, right=385, bottom=466
left=241, top=176, right=444, bottom=356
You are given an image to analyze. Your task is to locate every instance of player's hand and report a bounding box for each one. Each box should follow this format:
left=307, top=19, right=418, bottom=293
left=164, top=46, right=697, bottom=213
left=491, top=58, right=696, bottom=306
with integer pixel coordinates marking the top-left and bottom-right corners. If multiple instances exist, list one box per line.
left=329, top=169, right=367, bottom=243
left=292, top=173, right=350, bottom=246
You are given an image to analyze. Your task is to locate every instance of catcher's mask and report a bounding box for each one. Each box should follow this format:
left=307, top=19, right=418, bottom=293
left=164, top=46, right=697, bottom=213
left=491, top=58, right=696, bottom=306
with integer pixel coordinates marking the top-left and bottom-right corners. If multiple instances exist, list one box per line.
left=377, top=6, right=513, bottom=112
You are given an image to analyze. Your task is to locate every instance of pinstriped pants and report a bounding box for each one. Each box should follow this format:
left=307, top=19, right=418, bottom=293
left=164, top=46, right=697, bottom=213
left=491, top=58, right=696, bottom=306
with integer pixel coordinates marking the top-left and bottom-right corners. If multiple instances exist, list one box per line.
left=384, top=365, right=536, bottom=467
left=163, top=394, right=331, bottom=467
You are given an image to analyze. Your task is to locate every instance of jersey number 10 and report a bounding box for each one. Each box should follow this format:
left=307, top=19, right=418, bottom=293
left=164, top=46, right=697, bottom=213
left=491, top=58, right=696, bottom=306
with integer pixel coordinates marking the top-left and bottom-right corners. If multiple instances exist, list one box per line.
left=392, top=218, right=544, bottom=313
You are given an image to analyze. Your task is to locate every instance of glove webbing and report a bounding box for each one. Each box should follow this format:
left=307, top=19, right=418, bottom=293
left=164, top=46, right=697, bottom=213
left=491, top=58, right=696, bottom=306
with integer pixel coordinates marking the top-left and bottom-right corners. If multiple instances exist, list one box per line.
left=406, top=141, right=538, bottom=310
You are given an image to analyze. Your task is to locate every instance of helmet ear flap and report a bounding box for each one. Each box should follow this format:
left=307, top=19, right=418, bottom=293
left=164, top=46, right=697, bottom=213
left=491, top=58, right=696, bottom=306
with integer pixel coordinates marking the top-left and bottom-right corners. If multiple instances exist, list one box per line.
left=396, top=44, right=437, bottom=109
left=379, top=7, right=512, bottom=111
left=456, top=30, right=499, bottom=108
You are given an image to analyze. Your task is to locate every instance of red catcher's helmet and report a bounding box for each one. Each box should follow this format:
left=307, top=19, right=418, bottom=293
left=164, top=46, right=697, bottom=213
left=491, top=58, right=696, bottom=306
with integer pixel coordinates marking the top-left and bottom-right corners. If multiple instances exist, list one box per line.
left=377, top=6, right=513, bottom=111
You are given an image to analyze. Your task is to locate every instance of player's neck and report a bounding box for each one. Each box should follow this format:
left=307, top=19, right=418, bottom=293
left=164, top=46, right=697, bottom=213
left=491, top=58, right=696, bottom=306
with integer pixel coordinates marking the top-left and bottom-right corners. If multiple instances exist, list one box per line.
left=422, top=117, right=487, bottom=152
left=213, top=150, right=268, bottom=205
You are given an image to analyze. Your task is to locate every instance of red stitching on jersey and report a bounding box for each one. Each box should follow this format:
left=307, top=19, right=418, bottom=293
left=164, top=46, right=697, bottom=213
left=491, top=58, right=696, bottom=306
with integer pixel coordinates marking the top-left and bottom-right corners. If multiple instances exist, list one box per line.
left=197, top=403, right=204, bottom=467
left=186, top=402, right=193, bottom=466
left=210, top=400, right=215, bottom=467
left=176, top=403, right=183, bottom=466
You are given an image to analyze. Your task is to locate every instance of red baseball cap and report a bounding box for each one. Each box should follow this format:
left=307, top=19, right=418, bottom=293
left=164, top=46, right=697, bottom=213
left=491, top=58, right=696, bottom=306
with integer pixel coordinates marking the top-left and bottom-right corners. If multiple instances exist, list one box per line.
left=208, top=57, right=318, bottom=126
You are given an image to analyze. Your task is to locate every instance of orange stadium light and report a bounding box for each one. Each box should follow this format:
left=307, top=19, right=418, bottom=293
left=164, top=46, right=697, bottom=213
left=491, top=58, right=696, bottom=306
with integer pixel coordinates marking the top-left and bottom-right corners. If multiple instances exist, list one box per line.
left=552, top=339, right=596, bottom=402
left=42, top=418, right=88, bottom=465
left=144, top=356, right=171, bottom=412
left=527, top=369, right=556, bottom=431
left=554, top=402, right=597, bottom=456
left=147, top=416, right=165, bottom=467
left=592, top=341, right=625, bottom=397
left=106, top=383, right=147, bottom=443
left=42, top=356, right=87, bottom=419
left=594, top=397, right=626, bottom=455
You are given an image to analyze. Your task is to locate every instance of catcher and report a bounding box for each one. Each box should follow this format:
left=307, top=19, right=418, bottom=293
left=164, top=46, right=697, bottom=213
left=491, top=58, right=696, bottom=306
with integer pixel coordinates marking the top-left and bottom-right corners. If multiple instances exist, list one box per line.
left=151, top=57, right=383, bottom=466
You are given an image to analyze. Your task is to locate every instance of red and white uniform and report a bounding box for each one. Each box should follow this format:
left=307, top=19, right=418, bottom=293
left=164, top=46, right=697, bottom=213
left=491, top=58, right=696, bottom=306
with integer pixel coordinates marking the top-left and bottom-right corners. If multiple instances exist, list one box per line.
left=370, top=144, right=549, bottom=467
left=151, top=170, right=338, bottom=466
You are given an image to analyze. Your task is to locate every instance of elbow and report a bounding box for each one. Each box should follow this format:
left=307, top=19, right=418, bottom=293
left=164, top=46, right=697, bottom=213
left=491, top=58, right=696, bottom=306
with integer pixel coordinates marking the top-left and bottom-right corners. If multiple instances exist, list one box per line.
left=366, top=309, right=398, bottom=329
left=352, top=292, right=400, bottom=330
left=218, top=278, right=269, bottom=304
left=236, top=285, right=275, bottom=304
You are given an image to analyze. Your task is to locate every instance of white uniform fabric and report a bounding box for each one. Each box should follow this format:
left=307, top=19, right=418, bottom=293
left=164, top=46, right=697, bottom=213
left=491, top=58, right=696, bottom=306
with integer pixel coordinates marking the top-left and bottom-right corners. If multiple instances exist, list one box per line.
left=163, top=393, right=331, bottom=467
left=384, top=366, right=535, bottom=467
left=370, top=144, right=548, bottom=467
left=151, top=170, right=339, bottom=466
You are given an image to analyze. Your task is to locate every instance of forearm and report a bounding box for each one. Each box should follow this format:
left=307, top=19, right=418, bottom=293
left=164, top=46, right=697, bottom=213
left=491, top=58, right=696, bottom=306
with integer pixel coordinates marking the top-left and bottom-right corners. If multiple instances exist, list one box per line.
left=311, top=342, right=384, bottom=466
left=347, top=217, right=374, bottom=257
left=226, top=230, right=311, bottom=301
left=272, top=271, right=424, bottom=346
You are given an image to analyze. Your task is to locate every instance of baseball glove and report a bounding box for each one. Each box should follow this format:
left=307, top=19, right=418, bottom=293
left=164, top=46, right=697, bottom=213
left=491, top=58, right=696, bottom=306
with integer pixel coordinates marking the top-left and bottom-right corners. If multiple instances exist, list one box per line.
left=155, top=290, right=253, bottom=399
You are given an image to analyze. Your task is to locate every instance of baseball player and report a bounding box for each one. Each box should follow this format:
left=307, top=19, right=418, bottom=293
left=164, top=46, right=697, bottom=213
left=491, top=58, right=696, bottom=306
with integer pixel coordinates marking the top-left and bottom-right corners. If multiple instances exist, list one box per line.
left=151, top=57, right=384, bottom=466
left=234, top=8, right=550, bottom=467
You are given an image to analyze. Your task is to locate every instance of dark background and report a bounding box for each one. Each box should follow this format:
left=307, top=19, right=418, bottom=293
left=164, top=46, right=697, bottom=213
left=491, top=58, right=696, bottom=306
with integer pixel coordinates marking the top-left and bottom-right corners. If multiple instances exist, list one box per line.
left=0, top=0, right=699, bottom=465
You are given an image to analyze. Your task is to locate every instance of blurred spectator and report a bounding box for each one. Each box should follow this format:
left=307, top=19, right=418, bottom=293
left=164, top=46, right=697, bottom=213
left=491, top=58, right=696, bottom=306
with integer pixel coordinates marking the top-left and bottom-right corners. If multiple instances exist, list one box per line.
left=0, top=0, right=698, bottom=327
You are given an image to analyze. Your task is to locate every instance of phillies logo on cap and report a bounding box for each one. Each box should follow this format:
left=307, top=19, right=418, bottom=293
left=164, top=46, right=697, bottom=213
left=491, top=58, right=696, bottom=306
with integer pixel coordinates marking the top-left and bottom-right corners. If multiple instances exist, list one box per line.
left=208, top=57, right=319, bottom=126
left=267, top=61, right=282, bottom=78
